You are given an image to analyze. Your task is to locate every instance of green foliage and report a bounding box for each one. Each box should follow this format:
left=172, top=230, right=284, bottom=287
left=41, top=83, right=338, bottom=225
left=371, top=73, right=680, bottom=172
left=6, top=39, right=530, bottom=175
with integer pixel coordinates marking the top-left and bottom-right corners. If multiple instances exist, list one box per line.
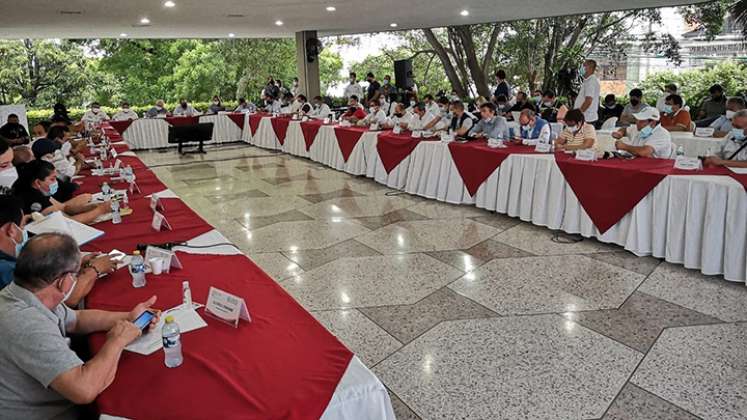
left=638, top=60, right=747, bottom=109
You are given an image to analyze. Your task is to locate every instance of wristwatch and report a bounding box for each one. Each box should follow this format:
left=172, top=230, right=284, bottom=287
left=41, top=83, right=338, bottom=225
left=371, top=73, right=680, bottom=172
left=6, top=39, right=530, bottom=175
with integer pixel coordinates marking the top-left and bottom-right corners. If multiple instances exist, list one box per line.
left=83, top=261, right=102, bottom=277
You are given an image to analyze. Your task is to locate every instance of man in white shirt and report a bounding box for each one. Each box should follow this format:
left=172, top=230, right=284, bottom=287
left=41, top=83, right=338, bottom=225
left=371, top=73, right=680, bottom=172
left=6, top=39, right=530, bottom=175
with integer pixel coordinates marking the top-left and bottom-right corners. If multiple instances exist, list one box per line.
left=703, top=109, right=747, bottom=168
left=574, top=59, right=600, bottom=125
left=709, top=97, right=745, bottom=137
left=81, top=103, right=109, bottom=126
left=263, top=94, right=282, bottom=114
left=309, top=96, right=331, bottom=119
left=422, top=95, right=440, bottom=117
left=359, top=100, right=388, bottom=127
left=343, top=72, right=364, bottom=100
left=447, top=101, right=474, bottom=136
left=404, top=103, right=440, bottom=131
left=172, top=99, right=200, bottom=117
left=611, top=107, right=672, bottom=159
left=384, top=103, right=412, bottom=129
left=112, top=102, right=139, bottom=121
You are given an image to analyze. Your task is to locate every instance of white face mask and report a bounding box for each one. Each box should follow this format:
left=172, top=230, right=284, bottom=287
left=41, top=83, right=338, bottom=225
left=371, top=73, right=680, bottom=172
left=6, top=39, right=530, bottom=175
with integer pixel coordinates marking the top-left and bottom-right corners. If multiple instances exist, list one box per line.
left=0, top=166, right=18, bottom=188
left=62, top=276, right=77, bottom=302
left=726, top=110, right=736, bottom=120
left=92, top=108, right=100, bottom=114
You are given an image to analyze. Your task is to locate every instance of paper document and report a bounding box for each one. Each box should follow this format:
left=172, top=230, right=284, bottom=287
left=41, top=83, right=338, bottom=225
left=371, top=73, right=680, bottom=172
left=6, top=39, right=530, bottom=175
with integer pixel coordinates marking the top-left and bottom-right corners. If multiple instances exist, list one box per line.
left=25, top=211, right=104, bottom=245
left=125, top=305, right=207, bottom=355
left=727, top=167, right=747, bottom=175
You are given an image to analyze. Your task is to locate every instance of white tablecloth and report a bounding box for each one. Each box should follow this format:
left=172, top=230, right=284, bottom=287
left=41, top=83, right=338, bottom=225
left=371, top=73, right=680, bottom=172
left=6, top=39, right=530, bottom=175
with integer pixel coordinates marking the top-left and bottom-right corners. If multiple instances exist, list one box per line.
left=310, top=126, right=375, bottom=176
left=249, top=117, right=283, bottom=150
left=283, top=121, right=311, bottom=158
left=122, top=115, right=244, bottom=150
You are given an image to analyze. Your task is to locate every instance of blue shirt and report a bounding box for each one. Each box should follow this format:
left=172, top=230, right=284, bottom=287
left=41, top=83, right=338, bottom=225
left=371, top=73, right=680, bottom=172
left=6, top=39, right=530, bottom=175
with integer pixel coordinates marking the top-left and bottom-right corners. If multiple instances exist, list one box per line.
left=0, top=251, right=15, bottom=290
left=469, top=116, right=510, bottom=139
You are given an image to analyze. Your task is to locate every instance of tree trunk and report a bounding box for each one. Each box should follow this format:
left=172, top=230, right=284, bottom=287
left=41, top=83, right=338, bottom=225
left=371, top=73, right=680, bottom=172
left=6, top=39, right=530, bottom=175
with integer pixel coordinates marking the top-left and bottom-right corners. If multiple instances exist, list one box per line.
left=422, top=28, right=468, bottom=98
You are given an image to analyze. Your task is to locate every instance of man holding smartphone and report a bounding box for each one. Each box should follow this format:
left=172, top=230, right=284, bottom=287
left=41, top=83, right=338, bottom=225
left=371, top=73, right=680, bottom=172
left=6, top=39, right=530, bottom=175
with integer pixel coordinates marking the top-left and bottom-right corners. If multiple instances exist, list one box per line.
left=0, top=232, right=160, bottom=419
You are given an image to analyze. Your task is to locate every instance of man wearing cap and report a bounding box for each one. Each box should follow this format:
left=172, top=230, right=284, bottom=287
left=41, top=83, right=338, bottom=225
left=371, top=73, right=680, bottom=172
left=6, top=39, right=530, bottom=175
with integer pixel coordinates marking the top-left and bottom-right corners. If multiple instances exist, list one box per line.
left=611, top=107, right=672, bottom=159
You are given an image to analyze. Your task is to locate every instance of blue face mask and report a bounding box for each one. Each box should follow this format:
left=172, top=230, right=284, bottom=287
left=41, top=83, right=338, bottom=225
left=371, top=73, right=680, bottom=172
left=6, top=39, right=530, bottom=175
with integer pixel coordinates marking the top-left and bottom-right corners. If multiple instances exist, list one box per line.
left=663, top=105, right=673, bottom=114
left=731, top=128, right=746, bottom=141
left=640, top=125, right=654, bottom=139
left=44, top=181, right=59, bottom=197
left=13, top=224, right=28, bottom=257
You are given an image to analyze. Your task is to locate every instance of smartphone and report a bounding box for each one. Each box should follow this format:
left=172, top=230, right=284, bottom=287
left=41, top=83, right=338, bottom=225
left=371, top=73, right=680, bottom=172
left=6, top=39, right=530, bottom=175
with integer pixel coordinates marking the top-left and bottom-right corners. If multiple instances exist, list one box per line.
left=133, top=310, right=156, bottom=331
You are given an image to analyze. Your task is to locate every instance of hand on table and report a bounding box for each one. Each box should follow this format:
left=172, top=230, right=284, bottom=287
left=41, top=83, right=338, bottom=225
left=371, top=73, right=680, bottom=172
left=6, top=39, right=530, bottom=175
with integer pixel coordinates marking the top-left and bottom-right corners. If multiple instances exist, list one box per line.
left=90, top=255, right=117, bottom=276
left=702, top=156, right=724, bottom=167
left=611, top=131, right=624, bottom=140
left=107, top=320, right=141, bottom=347
left=614, top=140, right=627, bottom=151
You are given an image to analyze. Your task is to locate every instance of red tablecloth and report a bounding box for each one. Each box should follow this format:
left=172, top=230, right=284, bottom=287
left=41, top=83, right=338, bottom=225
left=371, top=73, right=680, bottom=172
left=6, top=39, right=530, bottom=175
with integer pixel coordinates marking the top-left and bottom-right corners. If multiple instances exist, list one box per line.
left=225, top=113, right=246, bottom=130
left=300, top=120, right=324, bottom=151
left=334, top=126, right=368, bottom=162
left=107, top=120, right=134, bottom=136
left=448, top=141, right=538, bottom=196
left=270, top=117, right=292, bottom=145
left=377, top=131, right=437, bottom=173
left=248, top=113, right=265, bottom=136
left=87, top=252, right=353, bottom=419
left=166, top=116, right=200, bottom=126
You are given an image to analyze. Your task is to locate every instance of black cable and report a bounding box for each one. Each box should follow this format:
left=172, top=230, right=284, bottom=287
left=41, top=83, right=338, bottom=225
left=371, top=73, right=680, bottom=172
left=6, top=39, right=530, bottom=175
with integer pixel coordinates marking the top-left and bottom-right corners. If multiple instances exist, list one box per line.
left=175, top=242, right=241, bottom=251
left=550, top=230, right=584, bottom=244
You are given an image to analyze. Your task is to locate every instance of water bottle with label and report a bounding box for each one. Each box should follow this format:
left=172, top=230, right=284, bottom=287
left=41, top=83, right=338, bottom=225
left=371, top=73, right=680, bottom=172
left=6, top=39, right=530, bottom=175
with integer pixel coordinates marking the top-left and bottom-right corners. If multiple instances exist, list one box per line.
left=162, top=316, right=183, bottom=368
left=111, top=200, right=121, bottom=224
left=101, top=182, right=112, bottom=199
left=676, top=145, right=685, bottom=157
left=124, top=165, right=134, bottom=183
left=122, top=192, right=129, bottom=209
left=130, top=250, right=146, bottom=288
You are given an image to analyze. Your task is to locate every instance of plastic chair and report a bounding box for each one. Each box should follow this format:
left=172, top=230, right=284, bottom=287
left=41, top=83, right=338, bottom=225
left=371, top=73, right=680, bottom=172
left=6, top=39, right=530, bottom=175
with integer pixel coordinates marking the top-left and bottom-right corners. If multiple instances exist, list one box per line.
left=601, top=117, right=618, bottom=130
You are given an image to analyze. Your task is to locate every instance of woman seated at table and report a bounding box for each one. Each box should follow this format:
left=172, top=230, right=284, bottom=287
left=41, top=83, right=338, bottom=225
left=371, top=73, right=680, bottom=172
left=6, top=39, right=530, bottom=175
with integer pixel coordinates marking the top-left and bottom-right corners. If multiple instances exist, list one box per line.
left=12, top=160, right=110, bottom=224
left=554, top=109, right=599, bottom=152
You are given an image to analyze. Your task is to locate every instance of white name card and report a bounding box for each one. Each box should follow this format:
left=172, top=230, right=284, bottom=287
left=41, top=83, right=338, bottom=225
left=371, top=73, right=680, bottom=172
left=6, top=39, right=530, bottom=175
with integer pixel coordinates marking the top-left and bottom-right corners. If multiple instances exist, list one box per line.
left=113, top=159, right=122, bottom=170
left=151, top=211, right=172, bottom=231
left=674, top=155, right=703, bottom=171
left=150, top=195, right=162, bottom=212
left=393, top=125, right=402, bottom=135
left=694, top=127, right=715, bottom=137
left=144, top=246, right=182, bottom=274
left=111, top=147, right=118, bottom=159
left=440, top=132, right=455, bottom=143
left=535, top=142, right=552, bottom=153
left=575, top=149, right=597, bottom=161
left=205, top=286, right=251, bottom=328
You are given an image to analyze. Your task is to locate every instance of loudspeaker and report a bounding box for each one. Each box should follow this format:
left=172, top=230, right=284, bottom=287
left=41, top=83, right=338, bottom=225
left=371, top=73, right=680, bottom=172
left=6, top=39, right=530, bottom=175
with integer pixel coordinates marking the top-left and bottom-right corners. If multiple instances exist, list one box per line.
left=394, top=59, right=414, bottom=90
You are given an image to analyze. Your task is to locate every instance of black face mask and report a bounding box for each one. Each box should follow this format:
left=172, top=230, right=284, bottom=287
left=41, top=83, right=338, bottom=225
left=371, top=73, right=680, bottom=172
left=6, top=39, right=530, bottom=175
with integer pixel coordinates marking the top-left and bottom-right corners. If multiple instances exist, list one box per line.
left=630, top=98, right=640, bottom=106
left=181, top=103, right=187, bottom=108
left=394, top=113, right=404, bottom=118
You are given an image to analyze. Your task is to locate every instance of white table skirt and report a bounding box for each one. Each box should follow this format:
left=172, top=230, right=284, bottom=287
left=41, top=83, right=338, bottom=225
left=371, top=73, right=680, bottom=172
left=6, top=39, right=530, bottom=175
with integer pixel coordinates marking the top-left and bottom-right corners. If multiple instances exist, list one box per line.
left=241, top=113, right=253, bottom=144
left=309, top=126, right=374, bottom=176
left=250, top=117, right=283, bottom=150
left=122, top=115, right=243, bottom=150
left=597, top=130, right=723, bottom=157
left=363, top=135, right=411, bottom=189
left=283, top=121, right=311, bottom=158
left=405, top=141, right=479, bottom=205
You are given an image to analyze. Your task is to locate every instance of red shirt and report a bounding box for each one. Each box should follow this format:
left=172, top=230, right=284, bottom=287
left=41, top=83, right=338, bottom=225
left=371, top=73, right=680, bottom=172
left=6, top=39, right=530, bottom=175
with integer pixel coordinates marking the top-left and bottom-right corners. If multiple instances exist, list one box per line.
left=343, top=107, right=367, bottom=120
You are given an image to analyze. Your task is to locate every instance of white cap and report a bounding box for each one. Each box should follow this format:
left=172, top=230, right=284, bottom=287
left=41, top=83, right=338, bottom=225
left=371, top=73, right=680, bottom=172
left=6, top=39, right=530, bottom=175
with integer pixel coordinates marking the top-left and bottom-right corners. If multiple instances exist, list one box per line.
left=633, top=107, right=660, bottom=121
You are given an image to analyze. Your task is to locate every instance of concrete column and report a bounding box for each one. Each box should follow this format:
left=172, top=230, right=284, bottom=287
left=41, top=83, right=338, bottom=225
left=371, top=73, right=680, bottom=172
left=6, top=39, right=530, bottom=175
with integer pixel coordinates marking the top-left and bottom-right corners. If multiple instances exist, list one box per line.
left=295, top=30, right=321, bottom=98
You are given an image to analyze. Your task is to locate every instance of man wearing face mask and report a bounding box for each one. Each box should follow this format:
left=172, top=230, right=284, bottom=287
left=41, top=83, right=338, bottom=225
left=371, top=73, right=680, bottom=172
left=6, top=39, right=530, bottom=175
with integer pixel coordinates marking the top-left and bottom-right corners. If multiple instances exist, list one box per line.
left=344, top=72, right=364, bottom=101
left=703, top=109, right=747, bottom=168
left=447, top=101, right=475, bottom=137
left=696, top=84, right=727, bottom=125
left=381, top=75, right=395, bottom=99
left=598, top=94, right=624, bottom=126
left=618, top=89, right=648, bottom=127
left=660, top=94, right=691, bottom=132
left=208, top=96, right=226, bottom=114
left=309, top=96, right=331, bottom=119
left=384, top=103, right=412, bottom=129
left=573, top=59, right=601, bottom=125
left=709, top=97, right=745, bottom=137
left=0, top=196, right=26, bottom=288
left=145, top=100, right=169, bottom=118
left=112, top=102, right=139, bottom=121
left=0, top=114, right=30, bottom=146
left=422, top=95, right=440, bottom=117
left=0, top=233, right=159, bottom=419
left=656, top=84, right=685, bottom=113
left=611, top=107, right=672, bottom=159
left=172, top=99, right=200, bottom=117
left=494, top=95, right=510, bottom=117
left=539, top=90, right=559, bottom=122
left=365, top=72, right=381, bottom=103
left=81, top=103, right=110, bottom=126
left=514, top=109, right=551, bottom=144
left=359, top=100, right=388, bottom=127
left=469, top=103, right=510, bottom=140
left=0, top=140, right=18, bottom=196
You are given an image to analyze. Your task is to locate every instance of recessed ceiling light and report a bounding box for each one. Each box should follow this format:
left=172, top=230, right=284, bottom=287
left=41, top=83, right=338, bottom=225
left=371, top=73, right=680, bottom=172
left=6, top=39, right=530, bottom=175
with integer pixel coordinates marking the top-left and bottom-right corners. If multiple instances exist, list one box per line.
left=460, top=9, right=469, bottom=16
left=140, top=17, right=150, bottom=24
left=326, top=6, right=336, bottom=11
left=120, top=33, right=128, bottom=37
left=275, top=20, right=283, bottom=26
left=390, top=23, right=398, bottom=28
left=164, top=1, right=175, bottom=7
left=228, top=33, right=235, bottom=38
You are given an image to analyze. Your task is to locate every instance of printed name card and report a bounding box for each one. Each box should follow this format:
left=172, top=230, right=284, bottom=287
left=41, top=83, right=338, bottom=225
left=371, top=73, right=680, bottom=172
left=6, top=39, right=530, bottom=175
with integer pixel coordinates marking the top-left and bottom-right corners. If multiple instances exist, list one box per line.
left=111, top=147, right=118, bottom=159
left=393, top=125, right=402, bottom=135
left=151, top=211, right=172, bottom=231
left=575, top=149, right=597, bottom=161
left=674, top=155, right=703, bottom=171
left=535, top=142, right=552, bottom=153
left=694, top=127, right=715, bottom=138
left=114, top=159, right=122, bottom=170
left=150, top=195, right=163, bottom=212
left=205, top=286, right=251, bottom=328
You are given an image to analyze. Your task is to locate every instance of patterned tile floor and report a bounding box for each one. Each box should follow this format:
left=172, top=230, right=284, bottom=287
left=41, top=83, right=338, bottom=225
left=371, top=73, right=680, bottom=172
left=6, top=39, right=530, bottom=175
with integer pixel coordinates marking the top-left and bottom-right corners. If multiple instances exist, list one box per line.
left=139, top=143, right=747, bottom=420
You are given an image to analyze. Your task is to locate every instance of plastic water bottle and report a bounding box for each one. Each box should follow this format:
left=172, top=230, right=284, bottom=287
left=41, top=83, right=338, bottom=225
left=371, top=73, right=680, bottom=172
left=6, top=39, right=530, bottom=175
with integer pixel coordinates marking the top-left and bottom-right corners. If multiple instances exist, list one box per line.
left=131, top=250, right=146, bottom=288
left=162, top=316, right=183, bottom=368
left=101, top=182, right=111, bottom=199
left=124, top=165, right=134, bottom=183
left=676, top=145, right=685, bottom=157
left=111, top=200, right=121, bottom=224
left=122, top=192, right=129, bottom=209
left=182, top=281, right=192, bottom=309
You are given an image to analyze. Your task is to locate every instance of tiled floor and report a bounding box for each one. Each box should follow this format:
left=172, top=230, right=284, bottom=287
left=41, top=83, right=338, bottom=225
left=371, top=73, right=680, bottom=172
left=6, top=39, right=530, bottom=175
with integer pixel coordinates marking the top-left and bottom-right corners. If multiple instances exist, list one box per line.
left=139, top=143, right=747, bottom=420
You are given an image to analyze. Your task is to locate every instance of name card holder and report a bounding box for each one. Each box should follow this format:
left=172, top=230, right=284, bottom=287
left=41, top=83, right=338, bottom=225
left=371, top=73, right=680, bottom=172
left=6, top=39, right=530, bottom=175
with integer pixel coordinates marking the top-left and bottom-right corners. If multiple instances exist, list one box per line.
left=151, top=211, right=172, bottom=231
left=111, top=147, right=118, bottom=159
left=535, top=142, right=552, bottom=153
left=694, top=127, right=715, bottom=138
left=575, top=149, right=597, bottom=161
left=674, top=155, right=703, bottom=171
left=144, top=246, right=182, bottom=274
left=393, top=125, right=402, bottom=135
left=205, top=286, right=251, bottom=328
left=150, top=195, right=164, bottom=212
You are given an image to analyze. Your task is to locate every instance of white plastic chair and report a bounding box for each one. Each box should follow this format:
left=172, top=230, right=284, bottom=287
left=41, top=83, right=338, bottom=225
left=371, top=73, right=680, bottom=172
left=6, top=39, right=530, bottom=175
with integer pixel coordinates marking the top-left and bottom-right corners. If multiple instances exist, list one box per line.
left=601, top=117, right=618, bottom=130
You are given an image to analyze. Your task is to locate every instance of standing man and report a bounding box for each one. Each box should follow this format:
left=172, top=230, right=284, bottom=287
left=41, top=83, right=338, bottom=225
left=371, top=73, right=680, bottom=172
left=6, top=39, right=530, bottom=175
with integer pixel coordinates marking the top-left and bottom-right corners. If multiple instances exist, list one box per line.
left=492, top=69, right=511, bottom=102
left=344, top=72, right=364, bottom=101
left=0, top=114, right=30, bottom=146
left=574, top=59, right=601, bottom=126
left=365, top=72, right=381, bottom=103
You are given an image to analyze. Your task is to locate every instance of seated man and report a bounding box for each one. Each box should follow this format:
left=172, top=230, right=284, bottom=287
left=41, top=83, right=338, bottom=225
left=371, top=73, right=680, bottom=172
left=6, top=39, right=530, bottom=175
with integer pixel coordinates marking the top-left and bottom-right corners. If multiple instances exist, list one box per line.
left=383, top=103, right=411, bottom=129
left=308, top=96, right=331, bottom=119
left=598, top=94, right=624, bottom=127
left=422, top=94, right=440, bottom=117
left=618, top=89, right=647, bottom=127
left=208, top=96, right=226, bottom=114
left=508, top=92, right=536, bottom=115
left=12, top=145, right=34, bottom=168
left=493, top=95, right=510, bottom=118
left=112, top=102, right=139, bottom=121
left=656, top=83, right=685, bottom=112
left=0, top=114, right=30, bottom=146
left=660, top=94, right=691, bottom=132
left=515, top=109, right=551, bottom=143
left=340, top=96, right=368, bottom=123
left=611, top=107, right=672, bottom=159
left=703, top=109, right=747, bottom=169
left=263, top=93, right=282, bottom=114
left=405, top=102, right=440, bottom=132
left=447, top=101, right=475, bottom=137
left=0, top=195, right=26, bottom=288
left=469, top=102, right=510, bottom=139
left=81, top=103, right=110, bottom=126
left=145, top=100, right=169, bottom=118
left=538, top=90, right=559, bottom=122
left=696, top=84, right=726, bottom=125
left=555, top=109, right=598, bottom=152
left=0, top=233, right=158, bottom=418
left=0, top=140, right=17, bottom=195
left=710, top=97, right=745, bottom=137
left=172, top=99, right=200, bottom=117
left=295, top=95, right=313, bottom=115
left=234, top=97, right=257, bottom=113
left=359, top=100, right=388, bottom=126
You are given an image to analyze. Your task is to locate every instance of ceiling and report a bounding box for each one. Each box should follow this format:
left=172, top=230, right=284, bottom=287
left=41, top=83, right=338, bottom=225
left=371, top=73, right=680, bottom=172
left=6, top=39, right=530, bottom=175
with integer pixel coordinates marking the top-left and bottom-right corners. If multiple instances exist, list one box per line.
left=0, top=0, right=706, bottom=39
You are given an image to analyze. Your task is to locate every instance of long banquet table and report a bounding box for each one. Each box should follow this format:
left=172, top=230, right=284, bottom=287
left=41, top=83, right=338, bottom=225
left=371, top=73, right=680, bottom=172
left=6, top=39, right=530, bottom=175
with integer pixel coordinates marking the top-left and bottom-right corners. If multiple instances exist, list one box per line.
left=220, top=115, right=747, bottom=283
left=83, top=124, right=395, bottom=419
left=109, top=113, right=247, bottom=149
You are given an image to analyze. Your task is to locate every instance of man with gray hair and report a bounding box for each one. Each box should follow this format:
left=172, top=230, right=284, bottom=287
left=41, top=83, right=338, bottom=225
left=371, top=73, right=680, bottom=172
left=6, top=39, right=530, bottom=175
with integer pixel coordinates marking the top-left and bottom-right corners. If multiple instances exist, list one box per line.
left=0, top=233, right=159, bottom=419
left=709, top=97, right=746, bottom=137
left=703, top=109, right=747, bottom=169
